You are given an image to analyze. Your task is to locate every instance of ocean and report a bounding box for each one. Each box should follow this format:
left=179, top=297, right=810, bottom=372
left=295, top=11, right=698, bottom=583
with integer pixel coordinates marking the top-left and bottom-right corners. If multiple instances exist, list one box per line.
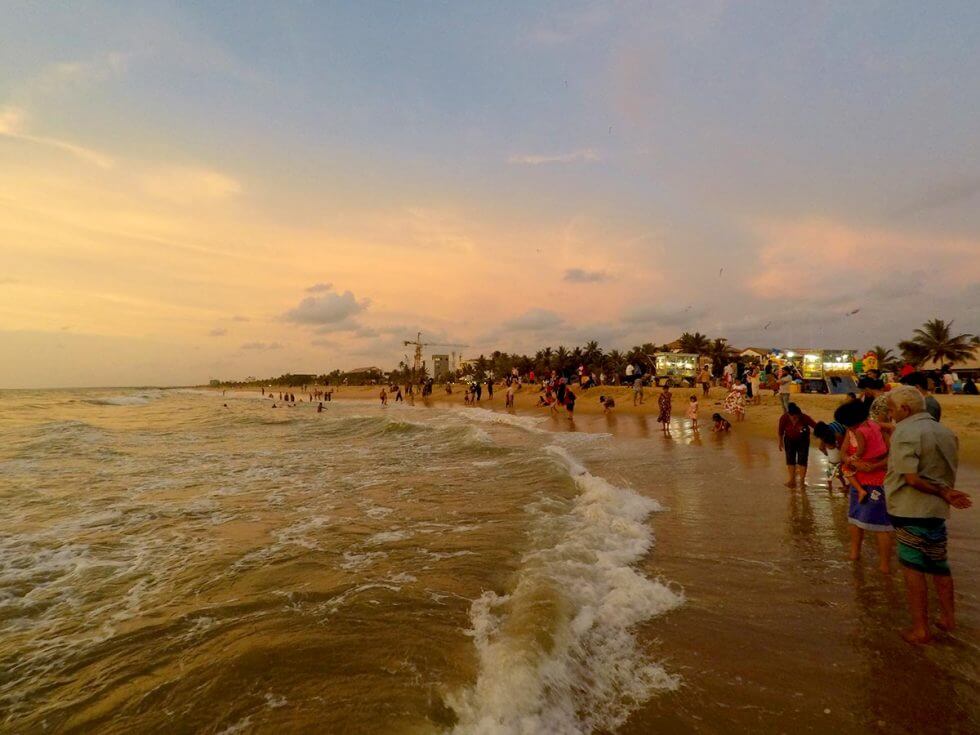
left=0, top=389, right=682, bottom=733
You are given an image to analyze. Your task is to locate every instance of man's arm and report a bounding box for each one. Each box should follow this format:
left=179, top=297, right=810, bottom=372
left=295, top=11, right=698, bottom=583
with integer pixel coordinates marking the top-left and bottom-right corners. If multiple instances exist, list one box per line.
left=902, top=473, right=973, bottom=509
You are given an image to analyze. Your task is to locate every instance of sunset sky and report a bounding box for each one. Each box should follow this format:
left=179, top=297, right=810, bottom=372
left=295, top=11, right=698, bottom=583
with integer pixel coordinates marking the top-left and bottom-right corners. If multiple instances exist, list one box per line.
left=2, top=2, right=979, bottom=387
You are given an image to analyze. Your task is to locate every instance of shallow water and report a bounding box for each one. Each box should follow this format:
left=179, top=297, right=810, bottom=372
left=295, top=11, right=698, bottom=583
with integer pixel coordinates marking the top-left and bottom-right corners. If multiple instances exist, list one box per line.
left=0, top=389, right=681, bottom=733
left=2, top=389, right=977, bottom=734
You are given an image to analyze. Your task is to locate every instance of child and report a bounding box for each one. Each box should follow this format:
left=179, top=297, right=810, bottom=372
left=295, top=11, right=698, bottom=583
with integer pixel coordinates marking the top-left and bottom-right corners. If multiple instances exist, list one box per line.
left=687, top=394, right=699, bottom=429
left=564, top=387, right=576, bottom=417
left=505, top=382, right=515, bottom=408
left=657, top=383, right=672, bottom=432
left=599, top=395, right=615, bottom=413
left=814, top=421, right=846, bottom=491
left=712, top=413, right=731, bottom=432
left=380, top=388, right=388, bottom=406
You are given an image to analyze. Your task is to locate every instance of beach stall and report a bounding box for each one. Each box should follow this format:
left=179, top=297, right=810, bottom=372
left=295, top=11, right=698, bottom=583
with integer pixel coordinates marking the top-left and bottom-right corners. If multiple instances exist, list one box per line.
left=655, top=352, right=698, bottom=386
left=822, top=349, right=858, bottom=394
left=800, top=351, right=826, bottom=393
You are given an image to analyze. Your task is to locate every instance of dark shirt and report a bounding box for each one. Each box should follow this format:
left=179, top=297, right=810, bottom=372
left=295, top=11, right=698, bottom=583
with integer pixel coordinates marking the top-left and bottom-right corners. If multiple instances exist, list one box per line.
left=779, top=413, right=816, bottom=441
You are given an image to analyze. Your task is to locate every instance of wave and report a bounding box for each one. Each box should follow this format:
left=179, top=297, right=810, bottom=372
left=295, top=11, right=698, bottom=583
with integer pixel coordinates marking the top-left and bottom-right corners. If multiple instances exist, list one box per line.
left=447, top=444, right=682, bottom=734
left=82, top=391, right=163, bottom=407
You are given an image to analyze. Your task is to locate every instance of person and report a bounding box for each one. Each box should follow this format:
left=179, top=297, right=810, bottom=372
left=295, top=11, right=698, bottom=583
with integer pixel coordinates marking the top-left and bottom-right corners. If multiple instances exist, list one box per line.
left=564, top=386, right=576, bottom=417
left=834, top=398, right=893, bottom=573
left=900, top=372, right=941, bottom=421
left=860, top=377, right=892, bottom=430
left=698, top=365, right=711, bottom=397
left=317, top=402, right=323, bottom=413
left=778, top=368, right=793, bottom=413
left=941, top=365, right=955, bottom=394
left=505, top=381, right=515, bottom=408
left=486, top=378, right=494, bottom=399
left=777, top=403, right=816, bottom=488
left=723, top=378, right=747, bottom=421
left=379, top=388, right=388, bottom=406
left=963, top=376, right=978, bottom=395
left=395, top=386, right=403, bottom=402
left=657, top=383, right=672, bottom=432
left=633, top=374, right=644, bottom=407
left=814, top=420, right=847, bottom=491
left=885, top=384, right=972, bottom=644
left=749, top=367, right=761, bottom=405
left=686, top=394, right=699, bottom=429
left=711, top=413, right=731, bottom=432
left=599, top=395, right=615, bottom=413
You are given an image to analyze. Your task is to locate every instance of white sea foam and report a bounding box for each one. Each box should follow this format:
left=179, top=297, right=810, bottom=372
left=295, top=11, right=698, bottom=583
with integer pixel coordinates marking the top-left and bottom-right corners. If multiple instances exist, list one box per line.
left=83, top=391, right=163, bottom=407
left=365, top=529, right=413, bottom=545
left=448, top=444, right=681, bottom=734
left=452, top=408, right=549, bottom=434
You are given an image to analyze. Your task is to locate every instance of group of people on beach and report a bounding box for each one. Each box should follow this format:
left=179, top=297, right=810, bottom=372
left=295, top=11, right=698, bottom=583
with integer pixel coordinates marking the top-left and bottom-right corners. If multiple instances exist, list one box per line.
left=775, top=372, right=972, bottom=645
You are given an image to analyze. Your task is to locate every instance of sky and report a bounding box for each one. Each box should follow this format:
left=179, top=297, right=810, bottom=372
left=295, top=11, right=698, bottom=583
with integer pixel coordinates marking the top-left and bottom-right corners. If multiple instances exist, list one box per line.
left=1, top=1, right=979, bottom=387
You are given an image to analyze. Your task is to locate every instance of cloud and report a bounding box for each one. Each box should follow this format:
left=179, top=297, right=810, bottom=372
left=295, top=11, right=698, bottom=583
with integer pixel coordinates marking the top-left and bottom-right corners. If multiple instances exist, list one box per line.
left=140, top=165, right=241, bottom=204
left=866, top=272, right=925, bottom=300
left=525, top=6, right=610, bottom=45
left=508, top=149, right=600, bottom=165
left=0, top=277, right=21, bottom=286
left=241, top=341, right=283, bottom=350
left=503, top=308, right=565, bottom=331
left=888, top=176, right=980, bottom=218
left=230, top=315, right=250, bottom=322
left=0, top=105, right=114, bottom=168
left=305, top=282, right=333, bottom=293
left=746, top=217, right=980, bottom=300
left=622, top=304, right=707, bottom=326
left=281, top=287, right=370, bottom=328
left=563, top=268, right=609, bottom=283
left=208, top=327, right=227, bottom=337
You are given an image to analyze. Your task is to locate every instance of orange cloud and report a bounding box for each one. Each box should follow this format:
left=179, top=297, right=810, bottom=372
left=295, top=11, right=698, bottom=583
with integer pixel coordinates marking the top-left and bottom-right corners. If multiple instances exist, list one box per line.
left=746, top=216, right=980, bottom=299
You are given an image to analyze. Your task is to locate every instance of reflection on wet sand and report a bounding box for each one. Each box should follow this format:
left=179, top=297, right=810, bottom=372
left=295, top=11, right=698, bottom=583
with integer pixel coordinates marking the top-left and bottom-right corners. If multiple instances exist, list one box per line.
left=570, top=413, right=979, bottom=735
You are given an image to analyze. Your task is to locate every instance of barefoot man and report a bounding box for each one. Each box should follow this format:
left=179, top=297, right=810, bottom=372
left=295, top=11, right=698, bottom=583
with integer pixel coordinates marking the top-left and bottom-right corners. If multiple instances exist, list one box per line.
left=885, top=385, right=972, bottom=644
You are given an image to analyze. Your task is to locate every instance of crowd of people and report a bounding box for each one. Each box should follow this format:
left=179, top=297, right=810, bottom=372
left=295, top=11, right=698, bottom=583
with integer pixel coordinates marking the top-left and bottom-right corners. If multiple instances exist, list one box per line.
left=773, top=374, right=972, bottom=645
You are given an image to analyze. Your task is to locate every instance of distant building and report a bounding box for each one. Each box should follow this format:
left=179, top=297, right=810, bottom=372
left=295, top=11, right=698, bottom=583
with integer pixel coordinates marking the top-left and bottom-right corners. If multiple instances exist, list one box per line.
left=209, top=379, right=220, bottom=386
left=432, top=354, right=450, bottom=381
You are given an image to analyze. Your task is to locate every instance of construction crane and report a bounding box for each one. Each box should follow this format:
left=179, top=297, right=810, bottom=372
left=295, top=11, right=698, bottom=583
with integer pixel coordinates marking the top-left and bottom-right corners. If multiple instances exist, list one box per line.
left=403, top=332, right=469, bottom=380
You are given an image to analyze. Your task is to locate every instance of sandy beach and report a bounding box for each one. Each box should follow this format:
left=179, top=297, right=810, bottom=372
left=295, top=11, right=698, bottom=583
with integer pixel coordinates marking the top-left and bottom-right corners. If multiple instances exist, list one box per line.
left=238, top=384, right=980, bottom=732
left=302, top=383, right=980, bottom=467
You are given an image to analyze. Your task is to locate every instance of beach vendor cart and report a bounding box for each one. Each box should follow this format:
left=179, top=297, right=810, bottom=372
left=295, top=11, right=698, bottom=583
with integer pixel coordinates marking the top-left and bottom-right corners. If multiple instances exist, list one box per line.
left=655, top=353, right=698, bottom=387
left=822, top=349, right=857, bottom=394
left=800, top=352, right=826, bottom=393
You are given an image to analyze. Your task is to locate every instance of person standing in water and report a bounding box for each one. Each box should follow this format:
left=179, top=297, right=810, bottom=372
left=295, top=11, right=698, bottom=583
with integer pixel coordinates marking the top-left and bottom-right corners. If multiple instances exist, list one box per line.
left=885, top=385, right=972, bottom=644
left=657, top=383, right=672, bottom=432
left=777, top=403, right=816, bottom=488
left=687, top=394, right=699, bottom=430
left=834, top=398, right=894, bottom=573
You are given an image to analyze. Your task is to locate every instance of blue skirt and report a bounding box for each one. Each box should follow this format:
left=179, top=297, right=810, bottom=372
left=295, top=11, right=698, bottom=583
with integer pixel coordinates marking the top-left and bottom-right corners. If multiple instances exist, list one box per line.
left=847, top=484, right=892, bottom=532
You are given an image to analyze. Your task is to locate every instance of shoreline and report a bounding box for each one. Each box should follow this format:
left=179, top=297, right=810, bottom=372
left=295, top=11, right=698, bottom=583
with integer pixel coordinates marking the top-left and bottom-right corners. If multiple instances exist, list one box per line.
left=227, top=383, right=980, bottom=467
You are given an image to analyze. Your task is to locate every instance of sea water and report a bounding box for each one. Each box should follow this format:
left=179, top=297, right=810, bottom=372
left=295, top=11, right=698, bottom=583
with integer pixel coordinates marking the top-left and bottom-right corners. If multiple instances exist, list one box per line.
left=0, top=389, right=680, bottom=733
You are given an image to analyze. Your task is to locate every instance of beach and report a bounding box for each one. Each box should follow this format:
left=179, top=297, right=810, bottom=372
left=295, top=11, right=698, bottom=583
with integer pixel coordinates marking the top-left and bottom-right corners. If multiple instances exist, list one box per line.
left=2, top=387, right=978, bottom=734
left=319, top=383, right=980, bottom=465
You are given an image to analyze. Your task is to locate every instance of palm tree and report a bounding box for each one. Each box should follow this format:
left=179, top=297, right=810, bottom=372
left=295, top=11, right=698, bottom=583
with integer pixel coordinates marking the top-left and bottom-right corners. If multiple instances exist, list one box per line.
left=707, top=338, right=736, bottom=377
left=604, top=349, right=624, bottom=380
left=678, top=331, right=711, bottom=355
left=583, top=340, right=603, bottom=368
left=904, top=318, right=977, bottom=366
left=872, top=345, right=899, bottom=372
left=554, top=345, right=570, bottom=373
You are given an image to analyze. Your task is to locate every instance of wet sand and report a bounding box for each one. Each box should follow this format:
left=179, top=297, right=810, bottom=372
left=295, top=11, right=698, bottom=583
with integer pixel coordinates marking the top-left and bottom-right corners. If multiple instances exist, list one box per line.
left=312, top=384, right=980, bottom=465
left=224, top=388, right=980, bottom=733
left=524, top=412, right=980, bottom=734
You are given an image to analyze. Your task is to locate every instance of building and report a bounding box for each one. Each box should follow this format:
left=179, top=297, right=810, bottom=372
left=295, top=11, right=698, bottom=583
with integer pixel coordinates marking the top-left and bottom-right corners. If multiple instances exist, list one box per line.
left=432, top=354, right=450, bottom=381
